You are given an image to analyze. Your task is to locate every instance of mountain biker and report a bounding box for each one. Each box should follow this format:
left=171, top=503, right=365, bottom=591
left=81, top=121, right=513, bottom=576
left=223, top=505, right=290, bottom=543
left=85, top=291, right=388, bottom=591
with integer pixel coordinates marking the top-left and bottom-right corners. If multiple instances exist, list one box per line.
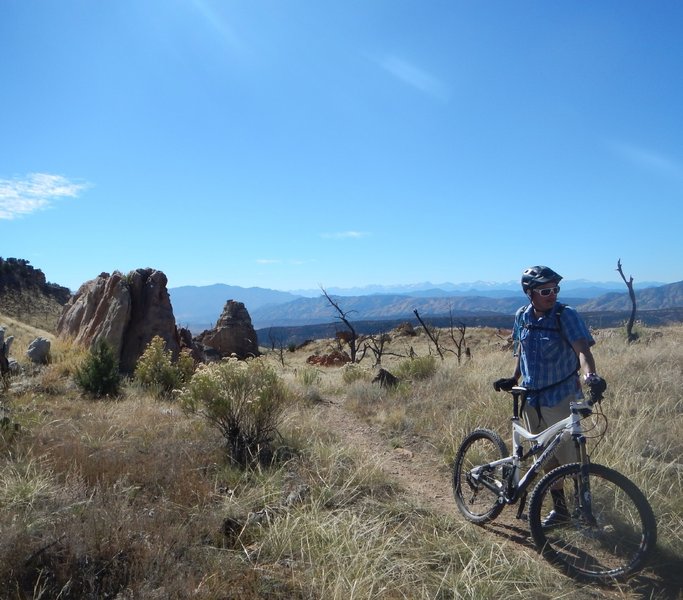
left=494, top=265, right=606, bottom=526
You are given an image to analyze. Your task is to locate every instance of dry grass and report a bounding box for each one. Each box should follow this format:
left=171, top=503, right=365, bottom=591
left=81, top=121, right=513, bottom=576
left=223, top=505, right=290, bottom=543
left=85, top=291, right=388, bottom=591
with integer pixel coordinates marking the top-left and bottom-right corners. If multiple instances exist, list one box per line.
left=0, top=312, right=681, bottom=599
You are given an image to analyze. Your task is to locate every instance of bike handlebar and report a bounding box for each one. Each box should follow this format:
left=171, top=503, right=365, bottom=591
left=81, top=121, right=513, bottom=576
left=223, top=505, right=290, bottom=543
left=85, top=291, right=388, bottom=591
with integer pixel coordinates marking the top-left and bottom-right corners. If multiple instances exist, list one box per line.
left=493, top=379, right=606, bottom=404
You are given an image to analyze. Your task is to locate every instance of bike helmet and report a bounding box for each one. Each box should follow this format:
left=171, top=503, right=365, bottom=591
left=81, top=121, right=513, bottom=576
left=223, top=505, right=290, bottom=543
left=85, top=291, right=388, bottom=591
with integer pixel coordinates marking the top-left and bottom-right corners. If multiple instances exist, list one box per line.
left=521, top=266, right=563, bottom=295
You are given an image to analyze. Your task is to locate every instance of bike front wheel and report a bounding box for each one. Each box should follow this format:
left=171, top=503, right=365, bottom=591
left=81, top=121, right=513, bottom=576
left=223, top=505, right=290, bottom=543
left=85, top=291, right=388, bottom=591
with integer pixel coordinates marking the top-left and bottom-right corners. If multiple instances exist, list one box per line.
left=452, top=428, right=509, bottom=523
left=528, top=462, right=657, bottom=582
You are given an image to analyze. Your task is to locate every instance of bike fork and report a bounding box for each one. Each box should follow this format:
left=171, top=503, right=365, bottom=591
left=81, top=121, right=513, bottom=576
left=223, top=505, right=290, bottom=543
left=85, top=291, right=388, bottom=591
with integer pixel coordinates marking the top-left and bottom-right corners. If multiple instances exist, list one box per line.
left=576, top=439, right=597, bottom=525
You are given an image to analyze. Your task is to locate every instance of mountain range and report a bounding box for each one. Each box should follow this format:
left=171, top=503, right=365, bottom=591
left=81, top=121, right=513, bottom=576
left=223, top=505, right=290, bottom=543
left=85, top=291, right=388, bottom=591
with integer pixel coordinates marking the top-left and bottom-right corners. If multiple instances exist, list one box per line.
left=169, top=280, right=682, bottom=333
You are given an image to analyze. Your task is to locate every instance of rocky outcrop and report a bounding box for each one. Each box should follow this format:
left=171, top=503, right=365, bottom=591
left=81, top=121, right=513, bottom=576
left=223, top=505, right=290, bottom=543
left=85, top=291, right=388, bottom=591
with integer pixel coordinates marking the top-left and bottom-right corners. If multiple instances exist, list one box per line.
left=0, top=257, right=71, bottom=303
left=119, top=269, right=179, bottom=372
left=56, top=272, right=131, bottom=358
left=57, top=269, right=180, bottom=373
left=195, top=300, right=259, bottom=359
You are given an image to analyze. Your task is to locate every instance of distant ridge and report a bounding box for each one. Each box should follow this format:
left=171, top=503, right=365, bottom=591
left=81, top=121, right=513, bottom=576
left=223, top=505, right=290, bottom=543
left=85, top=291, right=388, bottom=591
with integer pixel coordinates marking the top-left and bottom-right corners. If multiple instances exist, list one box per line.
left=169, top=284, right=301, bottom=332
left=289, top=279, right=667, bottom=298
left=169, top=280, right=681, bottom=333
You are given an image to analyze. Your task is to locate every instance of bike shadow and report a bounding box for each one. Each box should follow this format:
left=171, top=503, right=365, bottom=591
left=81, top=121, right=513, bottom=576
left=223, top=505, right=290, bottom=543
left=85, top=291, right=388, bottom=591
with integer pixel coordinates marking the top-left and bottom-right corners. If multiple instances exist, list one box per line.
left=482, top=517, right=683, bottom=598
left=630, top=546, right=683, bottom=600
left=484, top=519, right=535, bottom=548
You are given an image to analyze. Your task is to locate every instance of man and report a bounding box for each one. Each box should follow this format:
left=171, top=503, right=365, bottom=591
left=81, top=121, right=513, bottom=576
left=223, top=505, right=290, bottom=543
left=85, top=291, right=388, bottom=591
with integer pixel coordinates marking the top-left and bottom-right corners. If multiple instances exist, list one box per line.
left=494, top=265, right=606, bottom=526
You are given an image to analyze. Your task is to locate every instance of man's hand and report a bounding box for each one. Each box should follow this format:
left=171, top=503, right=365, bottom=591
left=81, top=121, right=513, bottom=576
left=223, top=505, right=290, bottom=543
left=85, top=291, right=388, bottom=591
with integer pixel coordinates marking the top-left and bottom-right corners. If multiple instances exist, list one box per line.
left=493, top=377, right=518, bottom=392
left=584, top=374, right=607, bottom=400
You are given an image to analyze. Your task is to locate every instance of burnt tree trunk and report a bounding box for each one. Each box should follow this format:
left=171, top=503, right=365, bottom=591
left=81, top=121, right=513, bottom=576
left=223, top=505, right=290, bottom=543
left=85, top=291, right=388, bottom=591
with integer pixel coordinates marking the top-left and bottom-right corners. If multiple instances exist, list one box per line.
left=616, top=258, right=638, bottom=342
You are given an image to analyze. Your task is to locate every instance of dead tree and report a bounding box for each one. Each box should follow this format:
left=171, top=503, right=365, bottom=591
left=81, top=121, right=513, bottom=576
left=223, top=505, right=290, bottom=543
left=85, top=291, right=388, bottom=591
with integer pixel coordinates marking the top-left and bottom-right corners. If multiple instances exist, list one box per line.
left=267, top=328, right=287, bottom=367
left=446, top=312, right=469, bottom=364
left=616, top=259, right=638, bottom=342
left=413, top=309, right=444, bottom=360
left=321, top=287, right=359, bottom=362
left=362, top=332, right=390, bottom=367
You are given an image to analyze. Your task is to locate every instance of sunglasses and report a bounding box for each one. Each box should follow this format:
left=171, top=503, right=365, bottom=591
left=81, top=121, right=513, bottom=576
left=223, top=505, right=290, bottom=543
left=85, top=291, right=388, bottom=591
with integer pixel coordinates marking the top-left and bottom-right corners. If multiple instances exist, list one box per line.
left=534, top=286, right=560, bottom=297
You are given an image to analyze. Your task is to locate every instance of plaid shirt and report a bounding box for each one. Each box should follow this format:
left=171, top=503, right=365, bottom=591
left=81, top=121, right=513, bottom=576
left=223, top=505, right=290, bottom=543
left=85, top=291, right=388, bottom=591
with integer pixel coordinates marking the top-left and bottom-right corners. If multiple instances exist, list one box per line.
left=513, top=303, right=594, bottom=408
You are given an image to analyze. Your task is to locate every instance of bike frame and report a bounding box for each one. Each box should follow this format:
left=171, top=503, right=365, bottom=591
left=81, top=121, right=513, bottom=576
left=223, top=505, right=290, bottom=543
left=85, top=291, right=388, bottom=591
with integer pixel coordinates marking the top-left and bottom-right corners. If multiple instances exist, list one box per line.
left=470, top=386, right=592, bottom=506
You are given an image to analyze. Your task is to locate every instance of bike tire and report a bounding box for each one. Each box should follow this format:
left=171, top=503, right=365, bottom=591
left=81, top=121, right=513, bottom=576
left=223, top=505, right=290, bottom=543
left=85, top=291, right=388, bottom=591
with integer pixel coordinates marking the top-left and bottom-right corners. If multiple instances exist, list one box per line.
left=452, top=428, right=509, bottom=523
left=528, top=462, right=657, bottom=582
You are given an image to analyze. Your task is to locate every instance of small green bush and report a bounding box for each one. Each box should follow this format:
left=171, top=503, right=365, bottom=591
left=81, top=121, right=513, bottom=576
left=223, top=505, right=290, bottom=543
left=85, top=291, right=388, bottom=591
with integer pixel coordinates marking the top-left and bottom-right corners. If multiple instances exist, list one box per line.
left=75, top=339, right=121, bottom=398
left=395, top=355, right=438, bottom=381
left=179, top=358, right=291, bottom=467
left=134, top=336, right=194, bottom=399
left=297, top=366, right=321, bottom=387
left=342, top=363, right=370, bottom=385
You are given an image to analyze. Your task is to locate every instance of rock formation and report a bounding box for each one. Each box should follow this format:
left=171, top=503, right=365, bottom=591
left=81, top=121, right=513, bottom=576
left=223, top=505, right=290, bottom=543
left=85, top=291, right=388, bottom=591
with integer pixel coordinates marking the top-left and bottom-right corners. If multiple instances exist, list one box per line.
left=195, top=300, right=259, bottom=360
left=57, top=269, right=180, bottom=373
left=119, top=269, right=180, bottom=372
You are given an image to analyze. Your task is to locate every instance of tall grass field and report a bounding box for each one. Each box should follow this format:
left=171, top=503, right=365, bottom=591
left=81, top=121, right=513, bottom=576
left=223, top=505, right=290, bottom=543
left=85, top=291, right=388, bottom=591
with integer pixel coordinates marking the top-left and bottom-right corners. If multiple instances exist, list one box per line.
left=0, top=314, right=681, bottom=599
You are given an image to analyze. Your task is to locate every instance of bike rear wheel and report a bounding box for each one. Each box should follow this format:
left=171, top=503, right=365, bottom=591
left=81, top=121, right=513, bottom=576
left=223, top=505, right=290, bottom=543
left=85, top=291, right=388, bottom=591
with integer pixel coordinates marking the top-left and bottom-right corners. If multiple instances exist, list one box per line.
left=528, top=462, right=657, bottom=582
left=452, top=428, right=509, bottom=523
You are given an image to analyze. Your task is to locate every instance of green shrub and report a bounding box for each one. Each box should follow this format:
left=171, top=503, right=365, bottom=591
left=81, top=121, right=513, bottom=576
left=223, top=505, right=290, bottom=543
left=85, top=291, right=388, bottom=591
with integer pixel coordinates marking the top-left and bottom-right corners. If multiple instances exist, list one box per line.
left=297, top=366, right=321, bottom=387
left=342, top=363, right=370, bottom=385
left=179, top=358, right=291, bottom=467
left=75, top=339, right=121, bottom=398
left=134, top=336, right=194, bottom=399
left=395, top=355, right=438, bottom=381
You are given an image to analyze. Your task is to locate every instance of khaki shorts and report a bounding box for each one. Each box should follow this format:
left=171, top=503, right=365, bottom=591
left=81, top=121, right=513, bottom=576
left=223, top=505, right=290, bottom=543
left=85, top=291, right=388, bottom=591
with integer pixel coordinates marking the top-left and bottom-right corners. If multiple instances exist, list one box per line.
left=523, top=394, right=579, bottom=466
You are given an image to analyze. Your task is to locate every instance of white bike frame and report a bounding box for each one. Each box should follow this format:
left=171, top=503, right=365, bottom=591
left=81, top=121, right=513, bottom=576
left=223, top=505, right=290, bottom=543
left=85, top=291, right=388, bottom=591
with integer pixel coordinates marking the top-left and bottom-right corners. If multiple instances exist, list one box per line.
left=470, top=386, right=592, bottom=504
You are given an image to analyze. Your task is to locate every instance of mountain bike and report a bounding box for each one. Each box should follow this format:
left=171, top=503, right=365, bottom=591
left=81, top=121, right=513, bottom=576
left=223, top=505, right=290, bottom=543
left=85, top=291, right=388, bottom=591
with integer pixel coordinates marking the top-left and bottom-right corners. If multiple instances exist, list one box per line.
left=451, top=385, right=657, bottom=582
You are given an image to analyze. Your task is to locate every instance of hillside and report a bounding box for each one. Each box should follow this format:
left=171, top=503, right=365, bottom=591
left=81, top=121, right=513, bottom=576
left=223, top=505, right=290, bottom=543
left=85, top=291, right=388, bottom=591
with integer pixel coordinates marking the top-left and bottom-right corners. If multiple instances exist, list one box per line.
left=579, top=280, right=683, bottom=311
left=0, top=257, right=70, bottom=332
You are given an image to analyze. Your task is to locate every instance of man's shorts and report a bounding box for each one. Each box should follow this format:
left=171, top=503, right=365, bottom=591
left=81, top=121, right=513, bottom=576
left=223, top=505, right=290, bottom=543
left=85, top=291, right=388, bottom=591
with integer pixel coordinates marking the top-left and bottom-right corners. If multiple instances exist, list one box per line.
left=522, top=394, right=579, bottom=466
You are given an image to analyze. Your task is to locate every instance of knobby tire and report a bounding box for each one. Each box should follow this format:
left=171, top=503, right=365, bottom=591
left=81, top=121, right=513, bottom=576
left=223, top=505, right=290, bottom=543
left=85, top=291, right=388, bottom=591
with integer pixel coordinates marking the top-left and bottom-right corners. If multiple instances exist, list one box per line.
left=528, top=462, right=657, bottom=582
left=452, top=428, right=509, bottom=524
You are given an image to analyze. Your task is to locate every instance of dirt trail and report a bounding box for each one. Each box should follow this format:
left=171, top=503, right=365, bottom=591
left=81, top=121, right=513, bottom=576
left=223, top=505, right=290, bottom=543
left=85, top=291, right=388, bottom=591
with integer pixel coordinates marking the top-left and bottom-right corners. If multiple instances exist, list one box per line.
left=315, top=397, right=455, bottom=515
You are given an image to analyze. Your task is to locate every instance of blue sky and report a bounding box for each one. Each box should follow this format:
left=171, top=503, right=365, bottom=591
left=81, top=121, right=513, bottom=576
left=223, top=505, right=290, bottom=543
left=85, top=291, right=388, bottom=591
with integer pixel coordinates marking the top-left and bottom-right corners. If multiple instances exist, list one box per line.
left=1, top=1, right=681, bottom=293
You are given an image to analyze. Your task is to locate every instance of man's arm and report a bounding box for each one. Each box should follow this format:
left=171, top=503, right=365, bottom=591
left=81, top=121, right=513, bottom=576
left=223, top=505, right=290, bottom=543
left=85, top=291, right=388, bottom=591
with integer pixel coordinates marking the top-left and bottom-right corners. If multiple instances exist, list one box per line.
left=571, top=338, right=597, bottom=378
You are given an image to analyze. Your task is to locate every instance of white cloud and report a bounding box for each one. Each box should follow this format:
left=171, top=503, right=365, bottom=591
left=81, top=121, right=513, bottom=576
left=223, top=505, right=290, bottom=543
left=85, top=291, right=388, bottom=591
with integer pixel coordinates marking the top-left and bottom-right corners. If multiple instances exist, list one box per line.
left=377, top=55, right=449, bottom=102
left=0, top=173, right=90, bottom=220
left=320, top=231, right=370, bottom=240
left=256, top=259, right=283, bottom=265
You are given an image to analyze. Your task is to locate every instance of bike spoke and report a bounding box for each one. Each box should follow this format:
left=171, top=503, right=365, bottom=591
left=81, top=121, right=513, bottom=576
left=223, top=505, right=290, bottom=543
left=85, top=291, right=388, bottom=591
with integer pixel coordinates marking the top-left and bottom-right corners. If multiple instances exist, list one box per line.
left=529, top=463, right=656, bottom=582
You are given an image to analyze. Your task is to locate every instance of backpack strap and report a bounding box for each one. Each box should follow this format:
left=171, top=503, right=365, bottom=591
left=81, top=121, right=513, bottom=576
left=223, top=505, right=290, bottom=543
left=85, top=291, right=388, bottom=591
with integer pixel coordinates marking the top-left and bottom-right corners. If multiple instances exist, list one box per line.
left=516, top=302, right=580, bottom=422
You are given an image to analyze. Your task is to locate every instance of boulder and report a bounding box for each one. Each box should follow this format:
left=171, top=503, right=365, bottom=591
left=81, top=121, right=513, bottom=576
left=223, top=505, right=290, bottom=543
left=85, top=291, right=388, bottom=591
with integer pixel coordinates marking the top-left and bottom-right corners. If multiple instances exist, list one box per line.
left=196, top=300, right=259, bottom=360
left=26, top=337, right=51, bottom=364
left=372, top=368, right=399, bottom=387
left=306, top=350, right=351, bottom=367
left=178, top=327, right=203, bottom=363
left=57, top=269, right=180, bottom=373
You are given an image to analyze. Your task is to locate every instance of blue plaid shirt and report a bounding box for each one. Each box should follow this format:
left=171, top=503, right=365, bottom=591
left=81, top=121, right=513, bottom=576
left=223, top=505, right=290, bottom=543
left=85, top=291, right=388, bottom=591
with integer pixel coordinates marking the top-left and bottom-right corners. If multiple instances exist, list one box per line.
left=513, top=303, right=594, bottom=408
